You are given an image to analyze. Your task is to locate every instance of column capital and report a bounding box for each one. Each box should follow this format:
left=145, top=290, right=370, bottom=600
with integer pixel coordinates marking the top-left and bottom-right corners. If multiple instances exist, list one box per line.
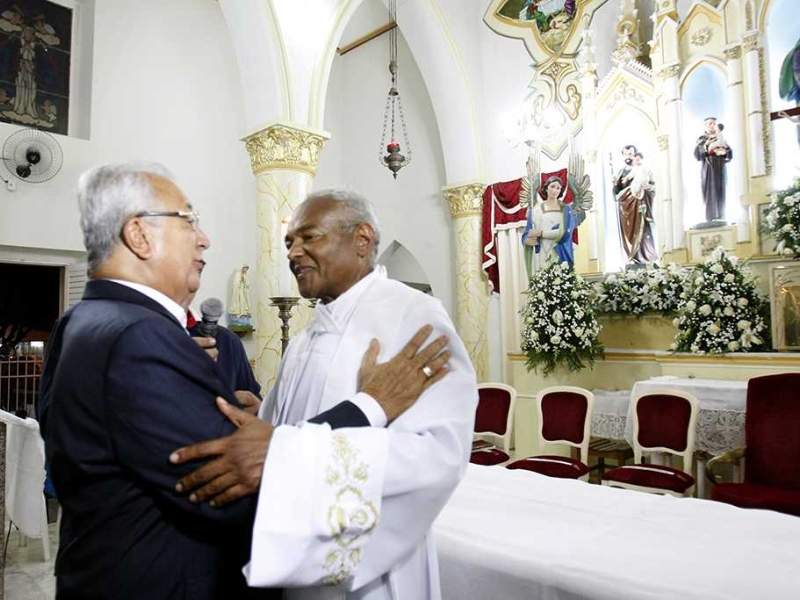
left=242, top=122, right=330, bottom=177
left=657, top=135, right=669, bottom=151
left=657, top=63, right=682, bottom=80
left=443, top=182, right=485, bottom=218
left=742, top=33, right=759, bottom=53
left=724, top=45, right=742, bottom=61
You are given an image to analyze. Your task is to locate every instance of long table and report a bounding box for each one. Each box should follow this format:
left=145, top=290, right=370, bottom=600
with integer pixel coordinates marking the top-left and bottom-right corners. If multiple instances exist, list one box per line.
left=435, top=465, right=800, bottom=600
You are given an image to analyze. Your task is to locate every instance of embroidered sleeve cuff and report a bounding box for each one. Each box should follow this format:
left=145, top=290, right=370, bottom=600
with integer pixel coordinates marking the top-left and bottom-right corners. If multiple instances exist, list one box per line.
left=351, top=392, right=388, bottom=428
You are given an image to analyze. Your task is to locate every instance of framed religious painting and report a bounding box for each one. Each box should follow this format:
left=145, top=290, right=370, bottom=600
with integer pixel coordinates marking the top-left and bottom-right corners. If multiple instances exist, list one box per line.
left=0, top=0, right=72, bottom=135
left=769, top=263, right=800, bottom=351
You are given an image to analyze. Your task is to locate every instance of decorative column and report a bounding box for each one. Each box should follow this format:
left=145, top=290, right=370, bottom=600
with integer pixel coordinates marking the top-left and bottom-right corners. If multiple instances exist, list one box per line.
left=724, top=44, right=751, bottom=242
left=580, top=27, right=601, bottom=270
left=659, top=64, right=686, bottom=252
left=656, top=134, right=673, bottom=253
left=243, top=122, right=329, bottom=390
left=443, top=183, right=489, bottom=381
left=742, top=32, right=767, bottom=178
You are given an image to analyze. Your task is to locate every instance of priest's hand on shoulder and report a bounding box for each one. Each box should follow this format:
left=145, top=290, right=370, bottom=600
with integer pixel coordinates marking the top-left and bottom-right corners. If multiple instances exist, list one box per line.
left=358, top=324, right=451, bottom=423
left=170, top=397, right=273, bottom=507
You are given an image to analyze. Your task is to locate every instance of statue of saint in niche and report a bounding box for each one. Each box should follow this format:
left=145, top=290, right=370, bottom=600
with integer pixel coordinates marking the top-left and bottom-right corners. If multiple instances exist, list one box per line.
left=612, top=144, right=658, bottom=266
left=693, top=117, right=732, bottom=224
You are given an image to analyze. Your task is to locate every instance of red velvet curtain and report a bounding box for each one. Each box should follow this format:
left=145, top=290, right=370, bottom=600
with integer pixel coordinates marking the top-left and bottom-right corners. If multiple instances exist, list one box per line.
left=481, top=179, right=526, bottom=293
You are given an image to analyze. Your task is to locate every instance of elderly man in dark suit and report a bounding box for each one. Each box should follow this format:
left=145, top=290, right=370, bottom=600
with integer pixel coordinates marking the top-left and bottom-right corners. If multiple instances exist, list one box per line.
left=39, top=163, right=447, bottom=600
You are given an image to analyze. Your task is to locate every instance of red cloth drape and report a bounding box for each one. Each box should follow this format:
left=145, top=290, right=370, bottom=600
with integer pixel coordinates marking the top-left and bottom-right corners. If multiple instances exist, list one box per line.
left=481, top=179, right=527, bottom=293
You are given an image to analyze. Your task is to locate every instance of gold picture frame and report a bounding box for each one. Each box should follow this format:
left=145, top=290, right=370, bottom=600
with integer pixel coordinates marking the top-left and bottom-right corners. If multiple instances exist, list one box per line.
left=769, top=263, right=800, bottom=351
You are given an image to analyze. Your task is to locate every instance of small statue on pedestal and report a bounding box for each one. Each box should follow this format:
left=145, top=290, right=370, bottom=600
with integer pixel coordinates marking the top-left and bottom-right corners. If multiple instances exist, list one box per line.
left=228, top=265, right=253, bottom=332
left=693, top=117, right=733, bottom=226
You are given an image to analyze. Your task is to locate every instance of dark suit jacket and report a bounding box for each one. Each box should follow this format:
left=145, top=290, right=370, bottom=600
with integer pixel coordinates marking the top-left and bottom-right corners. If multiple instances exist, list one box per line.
left=188, top=323, right=262, bottom=397
left=39, top=280, right=367, bottom=600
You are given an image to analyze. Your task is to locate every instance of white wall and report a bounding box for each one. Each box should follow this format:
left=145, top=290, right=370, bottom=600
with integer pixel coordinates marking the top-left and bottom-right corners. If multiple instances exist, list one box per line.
left=315, top=0, right=453, bottom=314
left=0, top=0, right=258, bottom=327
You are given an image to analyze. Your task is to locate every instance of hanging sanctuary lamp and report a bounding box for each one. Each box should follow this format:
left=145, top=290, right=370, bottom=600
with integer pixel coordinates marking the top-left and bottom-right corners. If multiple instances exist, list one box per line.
left=378, top=0, right=412, bottom=179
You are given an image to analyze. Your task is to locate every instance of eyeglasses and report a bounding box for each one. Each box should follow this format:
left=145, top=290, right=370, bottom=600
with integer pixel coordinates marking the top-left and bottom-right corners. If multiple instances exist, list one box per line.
left=134, top=210, right=201, bottom=229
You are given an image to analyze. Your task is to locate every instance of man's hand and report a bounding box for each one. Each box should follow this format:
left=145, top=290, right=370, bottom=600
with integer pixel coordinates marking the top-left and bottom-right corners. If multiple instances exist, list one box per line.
left=358, top=325, right=452, bottom=423
left=234, top=389, right=262, bottom=416
left=170, top=397, right=274, bottom=507
left=192, top=336, right=218, bottom=362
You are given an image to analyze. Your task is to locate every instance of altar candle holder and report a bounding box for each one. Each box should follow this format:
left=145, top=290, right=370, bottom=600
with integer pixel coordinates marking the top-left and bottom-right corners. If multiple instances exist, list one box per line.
left=269, top=297, right=301, bottom=355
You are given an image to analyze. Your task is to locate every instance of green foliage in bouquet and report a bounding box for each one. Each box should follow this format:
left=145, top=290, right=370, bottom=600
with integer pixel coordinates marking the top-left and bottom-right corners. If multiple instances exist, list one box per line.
left=672, top=247, right=769, bottom=354
left=763, top=178, right=800, bottom=259
left=596, top=263, right=689, bottom=317
left=521, top=259, right=604, bottom=375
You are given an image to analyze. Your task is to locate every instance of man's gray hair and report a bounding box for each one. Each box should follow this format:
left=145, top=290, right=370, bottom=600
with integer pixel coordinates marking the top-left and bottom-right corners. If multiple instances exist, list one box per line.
left=77, top=162, right=173, bottom=272
left=306, top=188, right=382, bottom=264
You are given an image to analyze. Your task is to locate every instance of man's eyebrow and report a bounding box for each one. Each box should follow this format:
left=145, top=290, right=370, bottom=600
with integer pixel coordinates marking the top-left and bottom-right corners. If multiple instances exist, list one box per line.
left=287, top=225, right=319, bottom=236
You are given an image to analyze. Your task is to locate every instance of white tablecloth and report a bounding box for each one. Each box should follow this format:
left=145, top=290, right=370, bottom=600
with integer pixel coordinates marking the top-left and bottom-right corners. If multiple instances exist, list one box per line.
left=434, top=465, right=800, bottom=600
left=591, top=389, right=631, bottom=440
left=625, top=377, right=748, bottom=454
left=0, top=410, right=48, bottom=538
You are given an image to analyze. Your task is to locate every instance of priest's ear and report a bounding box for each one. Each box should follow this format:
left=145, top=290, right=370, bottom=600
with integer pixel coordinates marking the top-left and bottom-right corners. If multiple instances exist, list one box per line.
left=353, top=222, right=376, bottom=259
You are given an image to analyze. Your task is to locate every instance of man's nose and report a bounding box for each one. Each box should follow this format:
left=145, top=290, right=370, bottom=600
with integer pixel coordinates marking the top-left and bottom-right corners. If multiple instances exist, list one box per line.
left=196, top=226, right=210, bottom=250
left=287, top=240, right=303, bottom=261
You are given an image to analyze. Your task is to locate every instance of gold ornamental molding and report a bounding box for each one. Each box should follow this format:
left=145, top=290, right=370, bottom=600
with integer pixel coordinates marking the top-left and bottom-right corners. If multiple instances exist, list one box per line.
left=742, top=33, right=759, bottom=53
left=657, top=135, right=669, bottom=151
left=690, top=27, right=713, bottom=47
left=657, top=64, right=682, bottom=80
left=443, top=183, right=485, bottom=218
left=243, top=123, right=330, bottom=177
left=508, top=350, right=800, bottom=367
left=758, top=47, right=772, bottom=176
left=724, top=45, right=742, bottom=61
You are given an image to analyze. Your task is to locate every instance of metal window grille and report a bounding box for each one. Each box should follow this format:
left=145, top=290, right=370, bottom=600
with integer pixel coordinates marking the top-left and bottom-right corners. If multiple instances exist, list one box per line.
left=0, top=342, right=43, bottom=417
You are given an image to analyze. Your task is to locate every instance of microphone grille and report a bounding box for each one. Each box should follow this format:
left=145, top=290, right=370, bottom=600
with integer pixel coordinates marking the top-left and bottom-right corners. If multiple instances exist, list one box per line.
left=200, top=297, right=224, bottom=319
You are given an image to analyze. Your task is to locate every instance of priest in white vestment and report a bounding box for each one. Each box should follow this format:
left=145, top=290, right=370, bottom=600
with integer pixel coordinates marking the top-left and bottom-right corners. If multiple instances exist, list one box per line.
left=247, top=190, right=477, bottom=599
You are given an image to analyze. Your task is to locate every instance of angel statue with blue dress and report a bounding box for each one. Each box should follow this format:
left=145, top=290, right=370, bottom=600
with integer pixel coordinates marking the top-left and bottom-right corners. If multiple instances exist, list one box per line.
left=521, top=145, right=592, bottom=277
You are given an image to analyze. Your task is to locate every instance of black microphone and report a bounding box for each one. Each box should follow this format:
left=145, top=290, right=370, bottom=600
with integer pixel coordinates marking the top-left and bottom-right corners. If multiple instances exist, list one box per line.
left=199, top=297, right=224, bottom=339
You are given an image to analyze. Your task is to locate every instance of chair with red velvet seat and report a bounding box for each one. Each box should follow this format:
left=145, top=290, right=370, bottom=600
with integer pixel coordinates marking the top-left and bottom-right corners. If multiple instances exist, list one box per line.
left=602, top=390, right=699, bottom=497
left=706, top=373, right=800, bottom=517
left=506, top=386, right=594, bottom=480
left=470, top=383, right=517, bottom=466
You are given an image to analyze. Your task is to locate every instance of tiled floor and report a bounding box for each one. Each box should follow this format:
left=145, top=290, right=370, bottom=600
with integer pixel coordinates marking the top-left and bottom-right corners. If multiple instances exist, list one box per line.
left=3, top=522, right=57, bottom=600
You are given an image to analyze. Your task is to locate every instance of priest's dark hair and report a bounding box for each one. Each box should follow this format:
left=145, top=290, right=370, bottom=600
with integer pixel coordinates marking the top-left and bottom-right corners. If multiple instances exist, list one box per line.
left=622, top=144, right=637, bottom=153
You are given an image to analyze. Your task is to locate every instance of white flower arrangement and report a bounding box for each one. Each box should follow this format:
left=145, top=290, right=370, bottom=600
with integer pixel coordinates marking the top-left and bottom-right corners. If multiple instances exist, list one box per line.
left=595, top=263, right=689, bottom=316
left=521, top=258, right=604, bottom=375
left=672, top=247, right=769, bottom=354
left=763, top=178, right=800, bottom=258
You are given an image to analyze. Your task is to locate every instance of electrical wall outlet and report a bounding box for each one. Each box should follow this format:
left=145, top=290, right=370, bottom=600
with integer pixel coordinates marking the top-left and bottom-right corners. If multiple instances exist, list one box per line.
left=6, top=180, right=16, bottom=191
